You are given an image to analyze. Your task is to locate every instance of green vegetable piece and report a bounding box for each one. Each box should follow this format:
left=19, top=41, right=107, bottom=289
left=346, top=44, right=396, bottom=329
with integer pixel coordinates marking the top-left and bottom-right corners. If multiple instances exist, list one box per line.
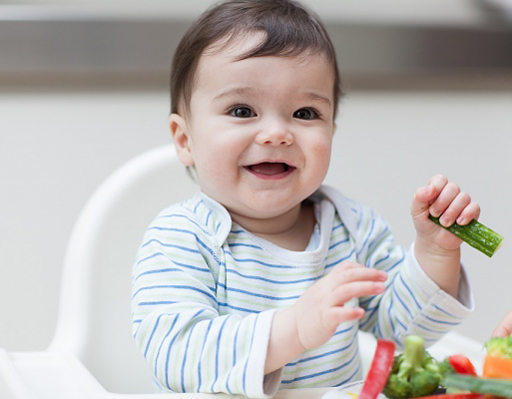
left=383, top=335, right=448, bottom=399
left=428, top=215, right=503, bottom=258
left=443, top=373, right=512, bottom=397
left=485, top=335, right=512, bottom=359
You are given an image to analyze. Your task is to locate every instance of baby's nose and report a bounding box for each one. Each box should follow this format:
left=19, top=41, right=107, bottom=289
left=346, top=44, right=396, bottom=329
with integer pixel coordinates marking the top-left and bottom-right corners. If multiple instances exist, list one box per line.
left=256, top=128, right=293, bottom=146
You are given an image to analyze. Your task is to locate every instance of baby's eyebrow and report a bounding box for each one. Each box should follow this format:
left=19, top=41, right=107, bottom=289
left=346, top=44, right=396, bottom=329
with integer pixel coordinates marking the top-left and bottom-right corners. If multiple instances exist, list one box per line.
left=305, top=92, right=331, bottom=108
left=213, top=87, right=255, bottom=102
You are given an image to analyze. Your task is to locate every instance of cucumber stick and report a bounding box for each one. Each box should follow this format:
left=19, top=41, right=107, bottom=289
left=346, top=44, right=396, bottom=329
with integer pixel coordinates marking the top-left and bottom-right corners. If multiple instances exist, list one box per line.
left=428, top=214, right=503, bottom=258
left=443, top=373, right=512, bottom=397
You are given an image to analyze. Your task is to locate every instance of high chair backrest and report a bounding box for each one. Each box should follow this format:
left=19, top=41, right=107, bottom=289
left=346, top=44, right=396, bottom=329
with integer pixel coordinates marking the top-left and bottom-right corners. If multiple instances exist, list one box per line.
left=49, top=145, right=199, bottom=394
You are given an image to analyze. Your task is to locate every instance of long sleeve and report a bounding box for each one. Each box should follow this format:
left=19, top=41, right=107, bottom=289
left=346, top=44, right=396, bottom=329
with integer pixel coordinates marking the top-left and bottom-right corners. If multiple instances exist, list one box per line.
left=352, top=203, right=474, bottom=348
left=131, top=204, right=278, bottom=397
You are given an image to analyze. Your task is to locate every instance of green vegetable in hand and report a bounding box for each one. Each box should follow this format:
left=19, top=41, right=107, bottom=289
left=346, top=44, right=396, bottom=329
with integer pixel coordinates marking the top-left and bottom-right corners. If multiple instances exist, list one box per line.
left=428, top=215, right=503, bottom=258
left=383, top=335, right=453, bottom=399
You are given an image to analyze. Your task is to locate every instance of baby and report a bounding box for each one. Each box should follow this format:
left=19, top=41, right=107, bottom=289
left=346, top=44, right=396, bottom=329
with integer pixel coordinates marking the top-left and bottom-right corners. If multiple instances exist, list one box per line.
left=131, top=0, right=479, bottom=397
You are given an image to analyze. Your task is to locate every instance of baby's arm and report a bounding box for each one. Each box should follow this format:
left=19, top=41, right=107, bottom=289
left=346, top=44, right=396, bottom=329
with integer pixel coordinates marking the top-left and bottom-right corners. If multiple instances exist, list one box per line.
left=411, top=174, right=480, bottom=298
left=264, top=262, right=387, bottom=374
left=132, top=212, right=274, bottom=397
left=492, top=311, right=512, bottom=338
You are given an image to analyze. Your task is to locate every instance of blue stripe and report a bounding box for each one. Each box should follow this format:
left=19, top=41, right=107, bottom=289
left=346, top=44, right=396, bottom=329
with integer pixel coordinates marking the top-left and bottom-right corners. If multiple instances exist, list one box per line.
left=144, top=313, right=163, bottom=357
left=434, top=304, right=462, bottom=319
left=226, top=254, right=295, bottom=269
left=388, top=296, right=396, bottom=335
left=154, top=315, right=179, bottom=383
left=228, top=242, right=263, bottom=249
left=158, top=213, right=213, bottom=237
left=281, top=346, right=359, bottom=384
left=211, top=317, right=229, bottom=392
left=242, top=318, right=258, bottom=397
left=197, top=319, right=213, bottom=392
left=382, top=251, right=405, bottom=272
left=333, top=363, right=361, bottom=387
left=143, top=234, right=220, bottom=263
left=180, top=309, right=205, bottom=392
left=359, top=305, right=379, bottom=330
left=218, top=302, right=260, bottom=313
left=205, top=209, right=212, bottom=226
left=226, top=268, right=319, bottom=285
left=357, top=213, right=376, bottom=256
left=193, top=200, right=202, bottom=213
left=414, top=323, right=446, bottom=334
left=392, top=283, right=413, bottom=318
left=399, top=273, right=422, bottom=311
left=367, top=226, right=390, bottom=253
left=133, top=284, right=217, bottom=303
left=165, top=320, right=185, bottom=391
left=287, top=333, right=357, bottom=366
left=425, top=315, right=460, bottom=326
left=329, top=237, right=350, bottom=250
left=224, top=324, right=241, bottom=395
left=333, top=325, right=355, bottom=336
left=142, top=238, right=201, bottom=254
left=326, top=248, right=356, bottom=268
left=373, top=252, right=391, bottom=268
left=333, top=222, right=345, bottom=231
left=138, top=300, right=178, bottom=306
left=217, top=283, right=300, bottom=301
left=136, top=253, right=217, bottom=275
left=133, top=265, right=211, bottom=285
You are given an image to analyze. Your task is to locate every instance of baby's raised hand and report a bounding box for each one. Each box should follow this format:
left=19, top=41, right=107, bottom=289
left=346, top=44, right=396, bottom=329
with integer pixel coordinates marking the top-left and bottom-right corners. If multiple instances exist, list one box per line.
left=411, top=174, right=480, bottom=253
left=291, top=262, right=387, bottom=350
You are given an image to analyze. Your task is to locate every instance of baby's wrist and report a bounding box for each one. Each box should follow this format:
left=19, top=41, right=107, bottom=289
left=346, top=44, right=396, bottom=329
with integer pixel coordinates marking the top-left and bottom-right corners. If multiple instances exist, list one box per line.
left=414, top=236, right=461, bottom=262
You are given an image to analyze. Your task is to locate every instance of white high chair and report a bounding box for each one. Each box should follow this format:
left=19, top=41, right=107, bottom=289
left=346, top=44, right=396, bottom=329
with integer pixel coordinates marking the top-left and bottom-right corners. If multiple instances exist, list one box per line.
left=0, top=145, right=484, bottom=399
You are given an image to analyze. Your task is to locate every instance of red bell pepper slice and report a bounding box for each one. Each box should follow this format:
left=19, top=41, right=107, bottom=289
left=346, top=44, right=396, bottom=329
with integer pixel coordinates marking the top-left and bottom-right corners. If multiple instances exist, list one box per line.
left=449, top=354, right=477, bottom=376
left=359, top=339, right=396, bottom=399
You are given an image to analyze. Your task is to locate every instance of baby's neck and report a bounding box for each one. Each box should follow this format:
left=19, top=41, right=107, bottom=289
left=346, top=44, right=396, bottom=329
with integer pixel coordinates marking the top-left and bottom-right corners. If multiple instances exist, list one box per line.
left=231, top=202, right=316, bottom=251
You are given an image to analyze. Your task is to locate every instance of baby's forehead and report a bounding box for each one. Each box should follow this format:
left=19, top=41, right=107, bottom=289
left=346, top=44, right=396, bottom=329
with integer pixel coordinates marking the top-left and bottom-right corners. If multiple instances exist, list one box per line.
left=201, top=31, right=266, bottom=60
left=199, top=31, right=329, bottom=70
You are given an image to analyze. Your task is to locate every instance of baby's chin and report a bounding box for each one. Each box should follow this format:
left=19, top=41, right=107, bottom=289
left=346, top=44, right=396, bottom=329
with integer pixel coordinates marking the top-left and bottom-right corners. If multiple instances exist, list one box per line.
left=226, top=200, right=304, bottom=228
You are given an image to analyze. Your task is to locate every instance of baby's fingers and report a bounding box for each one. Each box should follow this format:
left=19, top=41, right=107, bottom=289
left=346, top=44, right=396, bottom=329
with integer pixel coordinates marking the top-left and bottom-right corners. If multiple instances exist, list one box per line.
left=326, top=306, right=365, bottom=329
left=329, top=262, right=387, bottom=286
left=437, top=190, right=479, bottom=227
left=331, top=280, right=386, bottom=306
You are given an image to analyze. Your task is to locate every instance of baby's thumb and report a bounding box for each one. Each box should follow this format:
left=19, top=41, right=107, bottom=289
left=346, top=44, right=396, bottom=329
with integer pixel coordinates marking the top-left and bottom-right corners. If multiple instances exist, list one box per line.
left=411, top=184, right=436, bottom=218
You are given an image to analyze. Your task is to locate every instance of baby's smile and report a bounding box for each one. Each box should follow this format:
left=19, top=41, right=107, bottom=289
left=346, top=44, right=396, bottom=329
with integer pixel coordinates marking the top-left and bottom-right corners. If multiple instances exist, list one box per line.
left=245, top=162, right=296, bottom=179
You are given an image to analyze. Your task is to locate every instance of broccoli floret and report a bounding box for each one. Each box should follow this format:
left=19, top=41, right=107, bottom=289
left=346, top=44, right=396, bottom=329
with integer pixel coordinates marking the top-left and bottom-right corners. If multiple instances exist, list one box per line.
left=485, top=335, right=512, bottom=359
left=383, top=335, right=449, bottom=399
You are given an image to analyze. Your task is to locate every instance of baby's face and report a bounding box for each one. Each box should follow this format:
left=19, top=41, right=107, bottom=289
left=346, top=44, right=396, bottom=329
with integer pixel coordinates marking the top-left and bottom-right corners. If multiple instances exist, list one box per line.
left=174, top=33, right=336, bottom=224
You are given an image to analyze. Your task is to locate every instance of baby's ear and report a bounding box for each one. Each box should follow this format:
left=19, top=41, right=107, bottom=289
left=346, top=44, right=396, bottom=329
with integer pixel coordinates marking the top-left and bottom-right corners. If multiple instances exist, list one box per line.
left=169, top=113, right=194, bottom=166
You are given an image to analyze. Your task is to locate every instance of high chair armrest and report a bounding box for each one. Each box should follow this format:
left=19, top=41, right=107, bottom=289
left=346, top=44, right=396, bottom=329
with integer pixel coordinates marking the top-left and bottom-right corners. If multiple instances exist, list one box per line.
left=1, top=349, right=106, bottom=399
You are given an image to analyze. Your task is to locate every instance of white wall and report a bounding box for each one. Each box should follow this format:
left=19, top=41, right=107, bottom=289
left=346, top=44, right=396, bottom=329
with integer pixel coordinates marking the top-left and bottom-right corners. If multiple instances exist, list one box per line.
left=1, top=87, right=511, bottom=351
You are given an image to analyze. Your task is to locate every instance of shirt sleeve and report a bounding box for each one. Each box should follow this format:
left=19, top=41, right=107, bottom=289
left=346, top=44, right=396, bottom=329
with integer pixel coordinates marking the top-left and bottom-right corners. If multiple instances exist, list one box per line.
left=131, top=208, right=277, bottom=398
left=354, top=205, right=474, bottom=349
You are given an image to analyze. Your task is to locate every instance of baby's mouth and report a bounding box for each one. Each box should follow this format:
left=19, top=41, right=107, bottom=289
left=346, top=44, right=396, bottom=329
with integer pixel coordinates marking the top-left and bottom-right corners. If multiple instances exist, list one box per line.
left=246, top=162, right=295, bottom=176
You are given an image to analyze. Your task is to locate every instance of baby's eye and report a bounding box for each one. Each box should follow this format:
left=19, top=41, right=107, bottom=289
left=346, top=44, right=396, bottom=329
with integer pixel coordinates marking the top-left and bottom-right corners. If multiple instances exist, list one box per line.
left=294, top=108, right=320, bottom=120
left=229, top=106, right=256, bottom=118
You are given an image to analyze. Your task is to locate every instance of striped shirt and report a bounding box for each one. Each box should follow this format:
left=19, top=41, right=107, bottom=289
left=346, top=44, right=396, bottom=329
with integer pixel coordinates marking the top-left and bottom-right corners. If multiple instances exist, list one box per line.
left=131, top=185, right=473, bottom=398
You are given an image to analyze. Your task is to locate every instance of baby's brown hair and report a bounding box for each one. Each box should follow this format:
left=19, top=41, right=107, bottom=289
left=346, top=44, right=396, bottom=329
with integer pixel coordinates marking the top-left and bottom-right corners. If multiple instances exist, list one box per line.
left=170, top=0, right=342, bottom=119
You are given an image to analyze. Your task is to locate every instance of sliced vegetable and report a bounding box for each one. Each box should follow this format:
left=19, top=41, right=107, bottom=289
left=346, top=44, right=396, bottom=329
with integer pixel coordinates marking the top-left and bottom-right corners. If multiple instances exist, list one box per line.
left=443, top=373, right=512, bottom=397
left=485, top=335, right=512, bottom=359
left=413, top=394, right=483, bottom=399
left=483, top=354, right=512, bottom=379
left=428, top=215, right=503, bottom=258
left=448, top=355, right=477, bottom=376
left=359, top=339, right=396, bottom=399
